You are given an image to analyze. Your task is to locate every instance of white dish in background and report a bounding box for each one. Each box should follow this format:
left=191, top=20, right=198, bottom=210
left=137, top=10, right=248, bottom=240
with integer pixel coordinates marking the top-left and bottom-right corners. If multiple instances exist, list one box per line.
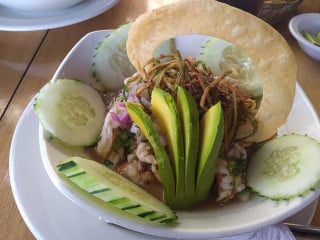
left=0, top=0, right=119, bottom=31
left=0, top=0, right=83, bottom=12
left=37, top=29, right=320, bottom=239
left=9, top=92, right=318, bottom=240
left=289, top=13, right=320, bottom=61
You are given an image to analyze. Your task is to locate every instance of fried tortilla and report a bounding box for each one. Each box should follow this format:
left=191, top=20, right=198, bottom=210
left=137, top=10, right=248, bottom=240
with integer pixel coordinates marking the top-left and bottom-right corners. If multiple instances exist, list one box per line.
left=126, top=0, right=296, bottom=142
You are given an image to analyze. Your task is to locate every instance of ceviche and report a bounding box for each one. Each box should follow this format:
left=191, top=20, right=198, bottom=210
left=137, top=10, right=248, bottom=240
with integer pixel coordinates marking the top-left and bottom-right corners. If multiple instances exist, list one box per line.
left=95, top=52, right=257, bottom=204
left=34, top=0, right=320, bottom=225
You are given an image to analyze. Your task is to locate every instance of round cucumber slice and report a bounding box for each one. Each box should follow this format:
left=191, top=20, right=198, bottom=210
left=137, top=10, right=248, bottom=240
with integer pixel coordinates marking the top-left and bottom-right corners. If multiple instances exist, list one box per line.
left=247, top=134, right=320, bottom=200
left=34, top=78, right=105, bottom=146
left=93, top=23, right=136, bottom=90
left=200, top=37, right=262, bottom=98
left=92, top=23, right=177, bottom=91
left=57, top=157, right=177, bottom=223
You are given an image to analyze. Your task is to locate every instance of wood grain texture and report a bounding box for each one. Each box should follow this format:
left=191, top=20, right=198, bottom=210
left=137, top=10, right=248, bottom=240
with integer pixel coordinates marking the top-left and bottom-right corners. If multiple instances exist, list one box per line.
left=0, top=31, right=47, bottom=118
left=0, top=0, right=319, bottom=239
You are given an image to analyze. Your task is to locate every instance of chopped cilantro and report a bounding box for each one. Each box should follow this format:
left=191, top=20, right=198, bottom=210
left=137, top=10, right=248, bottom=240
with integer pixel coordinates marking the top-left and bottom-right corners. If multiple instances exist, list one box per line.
left=111, top=130, right=134, bottom=149
left=227, top=159, right=247, bottom=177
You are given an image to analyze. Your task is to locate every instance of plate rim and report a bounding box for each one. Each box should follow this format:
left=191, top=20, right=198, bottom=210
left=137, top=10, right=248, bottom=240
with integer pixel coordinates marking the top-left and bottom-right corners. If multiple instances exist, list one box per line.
left=0, top=0, right=119, bottom=31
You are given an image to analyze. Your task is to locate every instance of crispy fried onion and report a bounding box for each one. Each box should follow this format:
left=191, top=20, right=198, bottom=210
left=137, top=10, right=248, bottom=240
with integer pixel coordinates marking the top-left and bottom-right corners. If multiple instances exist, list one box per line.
left=128, top=52, right=257, bottom=150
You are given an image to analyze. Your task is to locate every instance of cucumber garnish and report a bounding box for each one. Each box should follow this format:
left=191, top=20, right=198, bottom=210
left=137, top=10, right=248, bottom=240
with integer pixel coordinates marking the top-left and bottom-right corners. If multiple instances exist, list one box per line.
left=247, top=134, right=320, bottom=200
left=34, top=78, right=105, bottom=146
left=200, top=37, right=262, bottom=98
left=57, top=157, right=177, bottom=223
left=92, top=23, right=176, bottom=91
left=93, top=23, right=135, bottom=90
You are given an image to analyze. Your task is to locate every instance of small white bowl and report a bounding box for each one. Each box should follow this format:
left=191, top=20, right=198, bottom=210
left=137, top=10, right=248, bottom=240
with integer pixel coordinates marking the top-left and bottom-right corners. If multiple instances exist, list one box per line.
left=289, top=13, right=320, bottom=61
left=0, top=0, right=84, bottom=12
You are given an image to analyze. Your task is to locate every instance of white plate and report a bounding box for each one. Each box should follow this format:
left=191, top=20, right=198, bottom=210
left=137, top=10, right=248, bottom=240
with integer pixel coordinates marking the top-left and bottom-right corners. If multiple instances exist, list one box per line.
left=9, top=100, right=318, bottom=240
left=38, top=30, right=320, bottom=239
left=0, top=0, right=119, bottom=31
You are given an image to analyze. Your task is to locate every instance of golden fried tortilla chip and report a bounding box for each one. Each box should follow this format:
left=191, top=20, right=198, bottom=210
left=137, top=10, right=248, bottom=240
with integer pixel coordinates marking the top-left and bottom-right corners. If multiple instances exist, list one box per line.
left=126, top=0, right=296, bottom=142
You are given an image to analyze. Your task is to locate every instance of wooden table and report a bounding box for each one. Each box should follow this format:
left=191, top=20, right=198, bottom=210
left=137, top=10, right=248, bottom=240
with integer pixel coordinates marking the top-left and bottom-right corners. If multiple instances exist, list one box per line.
left=0, top=0, right=319, bottom=239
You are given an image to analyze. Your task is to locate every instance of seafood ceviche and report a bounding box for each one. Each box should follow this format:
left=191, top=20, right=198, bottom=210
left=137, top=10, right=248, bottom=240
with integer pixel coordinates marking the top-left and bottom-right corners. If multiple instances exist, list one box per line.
left=36, top=0, right=320, bottom=226
left=95, top=52, right=258, bottom=203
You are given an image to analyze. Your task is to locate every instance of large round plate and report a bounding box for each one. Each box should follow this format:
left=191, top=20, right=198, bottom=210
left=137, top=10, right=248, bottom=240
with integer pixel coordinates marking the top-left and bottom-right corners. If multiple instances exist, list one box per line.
left=38, top=30, right=320, bottom=239
left=9, top=100, right=318, bottom=239
left=0, top=0, right=118, bottom=31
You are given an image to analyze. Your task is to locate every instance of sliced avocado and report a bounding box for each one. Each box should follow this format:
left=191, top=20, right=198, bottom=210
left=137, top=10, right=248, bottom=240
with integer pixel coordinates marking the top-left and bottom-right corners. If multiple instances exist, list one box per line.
left=176, top=86, right=199, bottom=207
left=151, top=87, right=185, bottom=207
left=126, top=102, right=176, bottom=207
left=196, top=102, right=224, bottom=202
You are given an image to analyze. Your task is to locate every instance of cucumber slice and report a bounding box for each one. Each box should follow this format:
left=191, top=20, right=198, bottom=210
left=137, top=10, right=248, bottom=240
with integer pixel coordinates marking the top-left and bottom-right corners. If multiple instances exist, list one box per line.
left=93, top=23, right=136, bottom=90
left=57, top=157, right=177, bottom=223
left=199, top=37, right=262, bottom=98
left=247, top=134, right=320, bottom=200
left=34, top=78, right=105, bottom=146
left=154, top=38, right=176, bottom=58
left=93, top=23, right=176, bottom=91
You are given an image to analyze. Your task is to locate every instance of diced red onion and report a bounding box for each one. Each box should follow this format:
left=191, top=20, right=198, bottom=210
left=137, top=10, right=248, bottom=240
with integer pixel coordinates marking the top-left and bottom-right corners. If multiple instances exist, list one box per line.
left=118, top=110, right=131, bottom=126
left=109, top=112, right=121, bottom=128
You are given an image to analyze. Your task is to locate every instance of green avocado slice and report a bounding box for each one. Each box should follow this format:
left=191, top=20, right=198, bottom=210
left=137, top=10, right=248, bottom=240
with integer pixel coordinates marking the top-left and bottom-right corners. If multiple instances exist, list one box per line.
left=151, top=87, right=185, bottom=207
left=126, top=102, right=176, bottom=207
left=176, top=86, right=199, bottom=207
left=196, top=101, right=224, bottom=202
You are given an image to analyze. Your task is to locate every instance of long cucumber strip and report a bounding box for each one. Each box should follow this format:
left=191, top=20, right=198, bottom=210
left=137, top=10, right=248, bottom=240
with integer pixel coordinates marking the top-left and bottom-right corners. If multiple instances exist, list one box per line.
left=34, top=78, right=105, bottom=146
left=57, top=157, right=177, bottom=223
left=247, top=134, right=320, bottom=200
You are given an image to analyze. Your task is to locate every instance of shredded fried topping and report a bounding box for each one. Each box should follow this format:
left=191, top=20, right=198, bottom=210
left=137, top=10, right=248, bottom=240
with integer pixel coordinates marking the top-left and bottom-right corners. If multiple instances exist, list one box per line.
left=126, top=52, right=258, bottom=150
